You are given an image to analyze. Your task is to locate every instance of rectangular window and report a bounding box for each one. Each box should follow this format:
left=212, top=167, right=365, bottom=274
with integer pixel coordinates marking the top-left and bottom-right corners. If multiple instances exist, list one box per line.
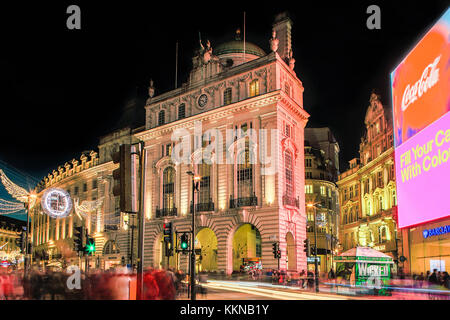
left=305, top=185, right=313, bottom=194
left=305, top=159, right=312, bottom=168
left=327, top=188, right=331, bottom=198
left=224, top=88, right=232, bottom=105
left=285, top=124, right=291, bottom=137
left=249, top=79, right=259, bottom=97
left=377, top=171, right=383, bottom=187
left=320, top=186, right=326, bottom=196
left=74, top=186, right=79, bottom=195
left=344, top=189, right=348, bottom=201
left=305, top=171, right=312, bottom=179
left=92, top=179, right=98, bottom=189
left=166, top=144, right=172, bottom=157
left=83, top=183, right=87, bottom=192
left=178, top=104, right=186, bottom=119
left=349, top=186, right=353, bottom=198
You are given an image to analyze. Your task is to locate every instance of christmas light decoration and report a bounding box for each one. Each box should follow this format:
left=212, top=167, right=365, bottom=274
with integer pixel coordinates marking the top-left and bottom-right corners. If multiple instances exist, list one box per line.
left=0, top=198, right=25, bottom=215
left=41, top=188, right=72, bottom=219
left=74, top=198, right=103, bottom=220
left=0, top=169, right=36, bottom=209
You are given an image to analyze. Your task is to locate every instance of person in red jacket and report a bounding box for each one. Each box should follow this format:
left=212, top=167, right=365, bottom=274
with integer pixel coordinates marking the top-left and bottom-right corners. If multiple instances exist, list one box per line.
left=142, top=269, right=159, bottom=300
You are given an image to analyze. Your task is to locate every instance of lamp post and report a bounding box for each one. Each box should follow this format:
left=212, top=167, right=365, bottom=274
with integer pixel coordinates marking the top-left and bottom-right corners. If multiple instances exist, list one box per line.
left=307, top=202, right=321, bottom=293
left=186, top=171, right=201, bottom=301
left=25, top=193, right=36, bottom=275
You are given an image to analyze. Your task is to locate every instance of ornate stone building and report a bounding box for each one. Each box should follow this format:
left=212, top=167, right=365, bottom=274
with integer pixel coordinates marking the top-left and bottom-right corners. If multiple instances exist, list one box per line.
left=337, top=93, right=403, bottom=273
left=31, top=127, right=140, bottom=269
left=137, top=12, right=310, bottom=274
left=304, top=128, right=340, bottom=274
left=0, top=215, right=26, bottom=264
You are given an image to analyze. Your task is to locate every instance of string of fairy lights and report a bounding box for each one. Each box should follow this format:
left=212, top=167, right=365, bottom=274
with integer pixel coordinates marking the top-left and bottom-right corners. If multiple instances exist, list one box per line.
left=0, top=169, right=36, bottom=215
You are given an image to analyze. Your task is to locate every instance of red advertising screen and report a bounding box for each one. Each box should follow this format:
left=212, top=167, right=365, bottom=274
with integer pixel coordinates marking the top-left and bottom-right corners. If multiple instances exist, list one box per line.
left=391, top=8, right=450, bottom=228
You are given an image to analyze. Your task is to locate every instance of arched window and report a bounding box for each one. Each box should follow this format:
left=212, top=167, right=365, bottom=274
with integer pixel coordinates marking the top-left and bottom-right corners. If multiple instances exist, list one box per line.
left=237, top=148, right=254, bottom=199
left=284, top=150, right=294, bottom=198
left=162, top=167, right=175, bottom=210
left=224, top=88, right=232, bottom=105
left=249, top=79, right=259, bottom=97
left=366, top=199, right=371, bottom=216
left=284, top=83, right=290, bottom=96
left=158, top=110, right=165, bottom=126
left=178, top=104, right=186, bottom=120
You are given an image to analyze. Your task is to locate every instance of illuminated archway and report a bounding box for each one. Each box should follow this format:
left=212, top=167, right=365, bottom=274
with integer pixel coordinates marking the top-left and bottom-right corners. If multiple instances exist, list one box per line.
left=286, top=232, right=297, bottom=271
left=232, top=224, right=262, bottom=272
left=195, top=228, right=218, bottom=272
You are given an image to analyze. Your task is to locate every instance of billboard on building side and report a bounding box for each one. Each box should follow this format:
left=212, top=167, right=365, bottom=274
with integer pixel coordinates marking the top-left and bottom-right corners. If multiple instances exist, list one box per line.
left=391, top=8, right=450, bottom=228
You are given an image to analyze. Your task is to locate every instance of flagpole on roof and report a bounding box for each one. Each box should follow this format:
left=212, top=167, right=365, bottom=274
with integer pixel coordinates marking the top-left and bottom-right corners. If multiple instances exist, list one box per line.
left=243, top=11, right=246, bottom=62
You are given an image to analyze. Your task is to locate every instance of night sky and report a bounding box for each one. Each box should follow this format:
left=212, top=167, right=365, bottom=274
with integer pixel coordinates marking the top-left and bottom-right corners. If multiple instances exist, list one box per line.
left=0, top=1, right=448, bottom=183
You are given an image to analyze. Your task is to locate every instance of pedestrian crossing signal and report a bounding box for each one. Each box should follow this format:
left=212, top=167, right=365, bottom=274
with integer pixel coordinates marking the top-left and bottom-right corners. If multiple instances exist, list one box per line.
left=180, top=233, right=189, bottom=251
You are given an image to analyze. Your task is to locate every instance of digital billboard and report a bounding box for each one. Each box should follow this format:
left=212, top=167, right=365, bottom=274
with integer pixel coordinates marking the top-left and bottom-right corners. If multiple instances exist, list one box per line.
left=391, top=8, right=450, bottom=228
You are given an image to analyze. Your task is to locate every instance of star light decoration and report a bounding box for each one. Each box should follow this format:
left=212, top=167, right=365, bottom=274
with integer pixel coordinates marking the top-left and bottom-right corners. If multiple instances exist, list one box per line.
left=0, top=169, right=36, bottom=214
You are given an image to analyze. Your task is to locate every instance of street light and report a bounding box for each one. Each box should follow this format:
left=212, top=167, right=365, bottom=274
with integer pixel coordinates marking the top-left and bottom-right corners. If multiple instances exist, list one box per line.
left=186, top=170, right=201, bottom=301
left=25, top=192, right=37, bottom=274
left=307, top=202, right=321, bottom=293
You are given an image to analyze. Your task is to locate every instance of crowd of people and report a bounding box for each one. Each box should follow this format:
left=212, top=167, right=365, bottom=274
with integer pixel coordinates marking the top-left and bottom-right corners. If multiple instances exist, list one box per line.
left=0, top=266, right=190, bottom=300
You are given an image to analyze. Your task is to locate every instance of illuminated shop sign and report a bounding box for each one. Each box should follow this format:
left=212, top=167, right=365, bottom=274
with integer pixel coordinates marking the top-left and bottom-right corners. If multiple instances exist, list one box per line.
left=422, top=225, right=450, bottom=238
left=41, top=188, right=73, bottom=219
left=391, top=8, right=450, bottom=228
left=357, top=263, right=390, bottom=278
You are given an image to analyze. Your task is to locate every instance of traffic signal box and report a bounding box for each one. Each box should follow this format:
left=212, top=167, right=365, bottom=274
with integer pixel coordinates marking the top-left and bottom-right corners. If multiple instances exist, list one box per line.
left=303, top=239, right=311, bottom=257
left=272, top=242, right=279, bottom=259
left=180, top=233, right=189, bottom=252
left=85, top=236, right=96, bottom=255
left=112, top=144, right=133, bottom=213
left=73, top=226, right=85, bottom=253
left=163, top=222, right=173, bottom=256
left=15, top=230, right=26, bottom=253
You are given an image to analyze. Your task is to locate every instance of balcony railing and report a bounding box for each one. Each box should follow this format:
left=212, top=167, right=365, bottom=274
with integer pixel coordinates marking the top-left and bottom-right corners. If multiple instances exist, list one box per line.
left=155, top=207, right=177, bottom=218
left=190, top=200, right=215, bottom=213
left=283, top=194, right=299, bottom=208
left=229, top=194, right=257, bottom=208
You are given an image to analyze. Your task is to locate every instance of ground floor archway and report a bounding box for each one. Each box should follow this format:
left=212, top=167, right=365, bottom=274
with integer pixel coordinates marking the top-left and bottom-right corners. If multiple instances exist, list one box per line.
left=232, top=223, right=262, bottom=272
left=195, top=227, right=218, bottom=272
left=286, top=232, right=297, bottom=271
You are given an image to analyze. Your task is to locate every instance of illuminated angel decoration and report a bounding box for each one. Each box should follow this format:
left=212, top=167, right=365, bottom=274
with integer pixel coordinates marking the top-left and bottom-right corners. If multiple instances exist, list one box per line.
left=74, top=197, right=104, bottom=220
left=0, top=169, right=36, bottom=210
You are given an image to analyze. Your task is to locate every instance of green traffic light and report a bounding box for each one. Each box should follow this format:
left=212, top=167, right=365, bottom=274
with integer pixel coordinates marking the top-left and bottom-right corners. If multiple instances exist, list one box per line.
left=86, top=241, right=96, bottom=254
left=181, top=242, right=188, bottom=250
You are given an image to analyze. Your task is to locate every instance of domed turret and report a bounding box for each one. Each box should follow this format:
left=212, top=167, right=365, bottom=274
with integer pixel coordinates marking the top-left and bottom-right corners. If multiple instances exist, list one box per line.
left=214, top=29, right=266, bottom=67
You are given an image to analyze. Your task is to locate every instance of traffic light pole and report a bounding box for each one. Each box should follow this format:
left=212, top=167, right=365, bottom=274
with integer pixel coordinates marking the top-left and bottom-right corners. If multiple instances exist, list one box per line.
left=136, top=142, right=146, bottom=300
left=190, top=178, right=196, bottom=301
left=313, top=206, right=319, bottom=293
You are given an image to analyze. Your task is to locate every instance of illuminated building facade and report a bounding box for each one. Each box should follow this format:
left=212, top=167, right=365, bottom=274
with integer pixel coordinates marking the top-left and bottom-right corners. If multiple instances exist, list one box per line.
left=31, top=127, right=140, bottom=270
left=304, top=128, right=340, bottom=274
left=337, top=93, right=404, bottom=273
left=0, top=216, right=26, bottom=264
left=136, top=13, right=310, bottom=274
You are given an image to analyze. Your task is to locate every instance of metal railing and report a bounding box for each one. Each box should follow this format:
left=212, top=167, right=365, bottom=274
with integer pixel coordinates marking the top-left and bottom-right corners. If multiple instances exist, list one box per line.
left=283, top=194, right=299, bottom=208
left=190, top=200, right=214, bottom=213
left=229, top=194, right=257, bottom=208
left=155, top=207, right=177, bottom=218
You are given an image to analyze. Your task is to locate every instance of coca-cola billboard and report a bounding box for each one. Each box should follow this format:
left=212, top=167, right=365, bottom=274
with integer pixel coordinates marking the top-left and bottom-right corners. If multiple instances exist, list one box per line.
left=391, top=8, right=450, bottom=228
left=391, top=9, right=450, bottom=148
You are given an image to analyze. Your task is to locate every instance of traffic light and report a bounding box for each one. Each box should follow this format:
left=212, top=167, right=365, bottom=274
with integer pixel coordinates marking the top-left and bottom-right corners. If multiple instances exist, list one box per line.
left=276, top=249, right=281, bottom=259
left=15, top=231, right=25, bottom=253
left=163, top=222, right=173, bottom=244
left=303, top=239, right=311, bottom=257
left=180, top=233, right=189, bottom=252
left=112, top=144, right=134, bottom=213
left=165, top=241, right=173, bottom=257
left=73, top=226, right=85, bottom=253
left=85, top=236, right=95, bottom=255
left=272, top=242, right=279, bottom=259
